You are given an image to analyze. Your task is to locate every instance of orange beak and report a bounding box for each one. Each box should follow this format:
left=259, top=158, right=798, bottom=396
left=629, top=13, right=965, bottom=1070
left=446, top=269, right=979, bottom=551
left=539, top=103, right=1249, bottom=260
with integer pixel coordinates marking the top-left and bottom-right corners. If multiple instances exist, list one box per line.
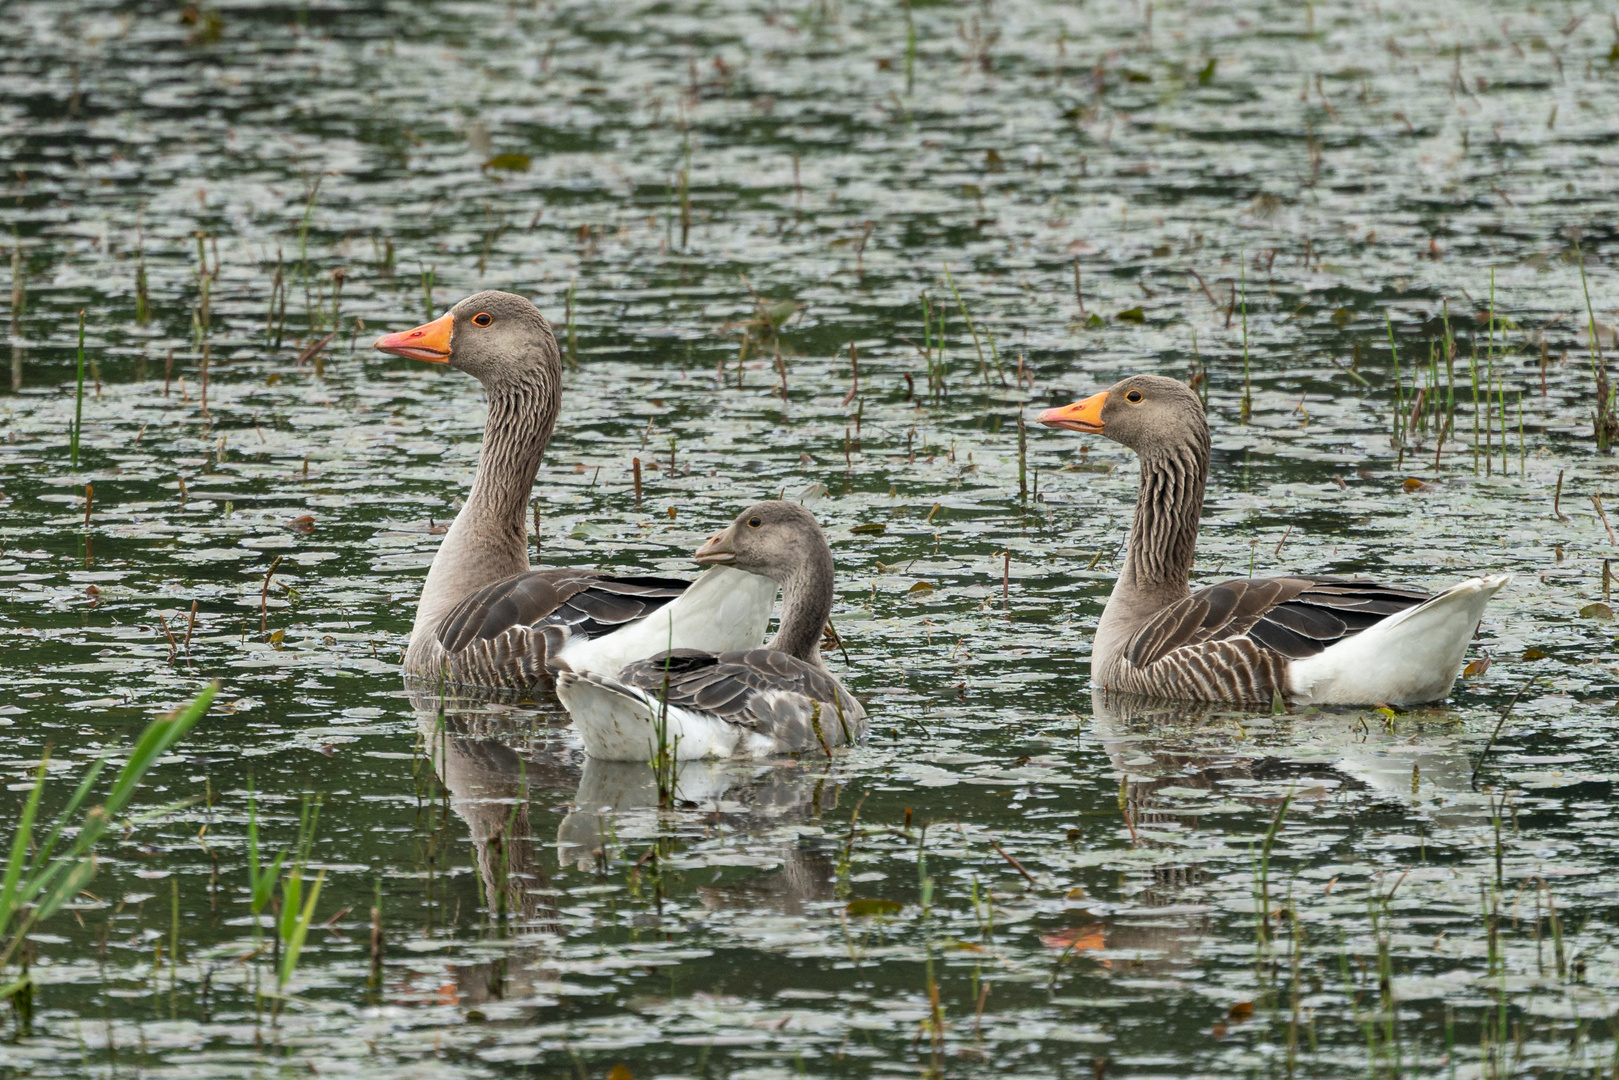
left=1038, top=391, right=1107, bottom=433
left=374, top=311, right=454, bottom=363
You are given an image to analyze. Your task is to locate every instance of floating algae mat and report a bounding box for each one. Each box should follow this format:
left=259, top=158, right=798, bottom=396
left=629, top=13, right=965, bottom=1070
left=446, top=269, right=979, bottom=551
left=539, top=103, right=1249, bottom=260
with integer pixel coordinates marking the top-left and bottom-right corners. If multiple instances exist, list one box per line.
left=2, top=0, right=1619, bottom=1076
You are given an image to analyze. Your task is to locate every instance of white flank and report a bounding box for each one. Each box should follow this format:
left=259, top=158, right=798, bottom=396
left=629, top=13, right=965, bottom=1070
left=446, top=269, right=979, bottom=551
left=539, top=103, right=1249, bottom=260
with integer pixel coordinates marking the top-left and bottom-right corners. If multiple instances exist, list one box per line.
left=1290, top=573, right=1510, bottom=705
left=556, top=671, right=744, bottom=761
left=555, top=566, right=777, bottom=677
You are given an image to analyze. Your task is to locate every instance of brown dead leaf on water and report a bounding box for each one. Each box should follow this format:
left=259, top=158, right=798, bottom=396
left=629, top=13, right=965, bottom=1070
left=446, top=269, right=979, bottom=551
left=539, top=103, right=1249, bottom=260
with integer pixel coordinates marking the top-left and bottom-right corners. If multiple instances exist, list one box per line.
left=1040, top=923, right=1105, bottom=952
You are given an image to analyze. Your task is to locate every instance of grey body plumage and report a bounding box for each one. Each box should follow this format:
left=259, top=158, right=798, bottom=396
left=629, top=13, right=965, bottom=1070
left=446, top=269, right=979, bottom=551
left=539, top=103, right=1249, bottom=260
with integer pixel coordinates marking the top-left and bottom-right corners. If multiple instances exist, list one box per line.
left=619, top=646, right=866, bottom=752
left=557, top=501, right=868, bottom=759
left=408, top=570, right=690, bottom=690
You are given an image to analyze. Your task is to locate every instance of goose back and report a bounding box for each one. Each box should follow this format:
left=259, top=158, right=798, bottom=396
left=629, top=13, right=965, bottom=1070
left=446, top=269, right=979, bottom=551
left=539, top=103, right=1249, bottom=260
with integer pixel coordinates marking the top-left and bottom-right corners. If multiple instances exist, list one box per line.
left=618, top=647, right=867, bottom=753
left=1100, top=575, right=1430, bottom=704
left=406, top=569, right=688, bottom=690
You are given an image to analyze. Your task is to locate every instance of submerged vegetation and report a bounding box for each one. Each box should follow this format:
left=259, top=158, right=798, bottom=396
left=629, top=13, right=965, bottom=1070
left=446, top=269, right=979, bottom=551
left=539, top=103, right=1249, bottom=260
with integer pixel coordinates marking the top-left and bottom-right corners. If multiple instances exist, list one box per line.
left=1, top=683, right=216, bottom=1030
left=1, top=0, right=1617, bottom=1077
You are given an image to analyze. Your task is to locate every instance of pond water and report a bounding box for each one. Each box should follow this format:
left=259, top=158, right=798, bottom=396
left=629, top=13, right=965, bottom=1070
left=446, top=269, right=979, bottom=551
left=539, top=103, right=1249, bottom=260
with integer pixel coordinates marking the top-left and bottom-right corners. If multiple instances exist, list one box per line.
left=3, top=0, right=1619, bottom=1076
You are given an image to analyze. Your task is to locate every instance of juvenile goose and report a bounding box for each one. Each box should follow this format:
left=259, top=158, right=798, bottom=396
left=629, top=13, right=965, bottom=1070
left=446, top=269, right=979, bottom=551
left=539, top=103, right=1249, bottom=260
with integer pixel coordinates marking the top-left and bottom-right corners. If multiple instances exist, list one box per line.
left=1038, top=375, right=1508, bottom=706
left=374, top=291, right=776, bottom=690
left=555, top=501, right=867, bottom=760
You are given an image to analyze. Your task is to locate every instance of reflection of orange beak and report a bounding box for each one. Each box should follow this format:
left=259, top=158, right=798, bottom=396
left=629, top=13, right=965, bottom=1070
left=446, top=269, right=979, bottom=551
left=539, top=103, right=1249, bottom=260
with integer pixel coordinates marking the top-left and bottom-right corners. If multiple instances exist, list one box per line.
left=1037, top=390, right=1107, bottom=433
left=374, top=311, right=453, bottom=363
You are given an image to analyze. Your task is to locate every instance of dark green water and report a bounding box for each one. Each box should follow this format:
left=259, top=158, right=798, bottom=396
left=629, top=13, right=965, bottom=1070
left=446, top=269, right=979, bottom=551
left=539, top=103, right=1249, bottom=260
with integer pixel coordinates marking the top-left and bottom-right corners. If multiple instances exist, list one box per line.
left=3, top=0, right=1619, bottom=1075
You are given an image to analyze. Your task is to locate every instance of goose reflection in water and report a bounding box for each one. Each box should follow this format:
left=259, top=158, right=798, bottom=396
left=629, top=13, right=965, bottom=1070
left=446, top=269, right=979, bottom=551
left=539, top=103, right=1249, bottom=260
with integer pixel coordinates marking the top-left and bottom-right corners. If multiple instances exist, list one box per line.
left=1091, top=686, right=1488, bottom=829
left=1053, top=688, right=1492, bottom=981
left=411, top=692, right=847, bottom=1006
left=560, top=757, right=843, bottom=917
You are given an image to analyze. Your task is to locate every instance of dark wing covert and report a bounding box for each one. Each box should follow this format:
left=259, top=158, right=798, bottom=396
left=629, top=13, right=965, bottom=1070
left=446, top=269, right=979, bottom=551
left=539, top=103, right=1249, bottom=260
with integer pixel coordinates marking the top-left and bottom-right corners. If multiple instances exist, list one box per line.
left=1124, top=576, right=1431, bottom=669
left=436, top=570, right=689, bottom=654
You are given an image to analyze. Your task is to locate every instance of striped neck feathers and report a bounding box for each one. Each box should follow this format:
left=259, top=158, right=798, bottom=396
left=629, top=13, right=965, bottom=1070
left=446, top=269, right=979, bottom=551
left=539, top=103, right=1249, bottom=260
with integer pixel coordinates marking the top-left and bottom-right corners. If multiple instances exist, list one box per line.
left=460, top=368, right=561, bottom=551
left=1121, top=430, right=1209, bottom=600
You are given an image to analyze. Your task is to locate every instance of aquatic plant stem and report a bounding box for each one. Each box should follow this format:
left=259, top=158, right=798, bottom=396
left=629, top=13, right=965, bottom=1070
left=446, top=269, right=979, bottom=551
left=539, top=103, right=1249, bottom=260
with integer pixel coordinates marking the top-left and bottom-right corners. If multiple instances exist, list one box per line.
left=1577, top=240, right=1610, bottom=451
left=72, top=310, right=85, bottom=468
left=1240, top=257, right=1251, bottom=421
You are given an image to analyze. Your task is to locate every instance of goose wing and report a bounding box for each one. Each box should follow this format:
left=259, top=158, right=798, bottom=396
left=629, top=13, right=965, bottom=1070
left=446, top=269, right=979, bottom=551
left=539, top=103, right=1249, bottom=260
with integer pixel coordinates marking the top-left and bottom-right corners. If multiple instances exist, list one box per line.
left=431, top=570, right=689, bottom=687
left=618, top=648, right=866, bottom=752
left=1125, top=576, right=1431, bottom=669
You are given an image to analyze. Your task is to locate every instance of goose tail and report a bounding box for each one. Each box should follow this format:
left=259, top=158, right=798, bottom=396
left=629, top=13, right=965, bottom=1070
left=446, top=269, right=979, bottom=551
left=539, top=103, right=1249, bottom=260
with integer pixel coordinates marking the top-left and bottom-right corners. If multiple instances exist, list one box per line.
left=556, top=671, right=740, bottom=761
left=1290, top=573, right=1510, bottom=706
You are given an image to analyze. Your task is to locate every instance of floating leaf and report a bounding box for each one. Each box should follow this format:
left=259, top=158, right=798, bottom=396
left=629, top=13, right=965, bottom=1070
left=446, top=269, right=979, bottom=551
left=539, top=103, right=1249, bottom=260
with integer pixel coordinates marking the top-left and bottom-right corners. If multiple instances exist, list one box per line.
left=482, top=153, right=532, bottom=173
left=1521, top=647, right=1548, bottom=661
left=851, top=523, right=886, bottom=535
left=1228, top=1001, right=1254, bottom=1021
left=1331, top=307, right=1352, bottom=327
left=792, top=482, right=829, bottom=504
left=1115, top=307, right=1146, bottom=323
left=570, top=521, right=610, bottom=539
left=1197, top=58, right=1218, bottom=85
left=1463, top=656, right=1493, bottom=677
left=846, top=898, right=903, bottom=917
left=1122, top=69, right=1151, bottom=83
left=1040, top=923, right=1105, bottom=950
left=906, top=581, right=934, bottom=594
left=1579, top=603, right=1614, bottom=621
left=607, top=1066, right=634, bottom=1080
left=287, top=514, right=315, bottom=533
left=1402, top=478, right=1438, bottom=493
left=763, top=299, right=799, bottom=328
left=1085, top=313, right=1105, bottom=329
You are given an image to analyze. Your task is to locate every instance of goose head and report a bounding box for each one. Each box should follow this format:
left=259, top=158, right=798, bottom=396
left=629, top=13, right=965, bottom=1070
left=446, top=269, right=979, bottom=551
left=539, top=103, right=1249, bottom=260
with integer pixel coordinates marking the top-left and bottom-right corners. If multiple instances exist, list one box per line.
left=1037, top=374, right=1207, bottom=454
left=693, top=501, right=829, bottom=584
left=374, top=290, right=559, bottom=389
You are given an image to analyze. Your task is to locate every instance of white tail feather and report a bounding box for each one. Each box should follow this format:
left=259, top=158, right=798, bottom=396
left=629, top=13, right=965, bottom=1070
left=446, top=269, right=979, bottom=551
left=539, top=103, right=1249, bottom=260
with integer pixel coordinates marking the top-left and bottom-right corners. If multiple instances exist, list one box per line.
left=554, top=566, right=776, bottom=678
left=1290, top=574, right=1510, bottom=705
left=556, top=670, right=742, bottom=761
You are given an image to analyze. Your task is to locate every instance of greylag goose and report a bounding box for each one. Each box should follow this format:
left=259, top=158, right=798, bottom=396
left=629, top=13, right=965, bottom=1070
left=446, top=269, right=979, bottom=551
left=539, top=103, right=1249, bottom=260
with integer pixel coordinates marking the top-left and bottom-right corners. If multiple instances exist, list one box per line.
left=1038, top=375, right=1509, bottom=706
left=374, top=291, right=776, bottom=691
left=555, top=501, right=867, bottom=759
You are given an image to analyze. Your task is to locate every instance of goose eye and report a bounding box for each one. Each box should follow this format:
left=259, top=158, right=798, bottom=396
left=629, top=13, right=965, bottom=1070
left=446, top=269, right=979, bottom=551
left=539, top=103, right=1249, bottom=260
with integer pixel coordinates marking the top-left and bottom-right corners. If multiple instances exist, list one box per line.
left=471, top=312, right=492, bottom=327
left=1125, top=390, right=1143, bottom=403
left=748, top=516, right=762, bottom=528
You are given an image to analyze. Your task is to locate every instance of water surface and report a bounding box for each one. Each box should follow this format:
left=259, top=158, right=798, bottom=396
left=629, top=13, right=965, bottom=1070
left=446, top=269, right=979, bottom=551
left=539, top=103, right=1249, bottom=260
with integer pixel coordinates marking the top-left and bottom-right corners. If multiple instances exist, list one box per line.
left=3, top=0, right=1619, bottom=1076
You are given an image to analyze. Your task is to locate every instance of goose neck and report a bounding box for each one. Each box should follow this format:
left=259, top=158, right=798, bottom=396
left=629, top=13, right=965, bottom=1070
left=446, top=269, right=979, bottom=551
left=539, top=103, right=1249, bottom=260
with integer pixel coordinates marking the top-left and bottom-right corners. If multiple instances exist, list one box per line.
left=411, top=370, right=558, bottom=637
left=767, top=545, right=835, bottom=662
left=1118, top=437, right=1208, bottom=601
left=460, top=373, right=557, bottom=534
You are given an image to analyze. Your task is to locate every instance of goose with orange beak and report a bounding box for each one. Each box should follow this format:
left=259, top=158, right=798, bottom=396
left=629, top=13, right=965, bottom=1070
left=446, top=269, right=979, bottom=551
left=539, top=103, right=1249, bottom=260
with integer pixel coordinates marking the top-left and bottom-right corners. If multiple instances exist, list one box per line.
left=1037, top=374, right=1507, bottom=706
left=374, top=291, right=777, bottom=692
